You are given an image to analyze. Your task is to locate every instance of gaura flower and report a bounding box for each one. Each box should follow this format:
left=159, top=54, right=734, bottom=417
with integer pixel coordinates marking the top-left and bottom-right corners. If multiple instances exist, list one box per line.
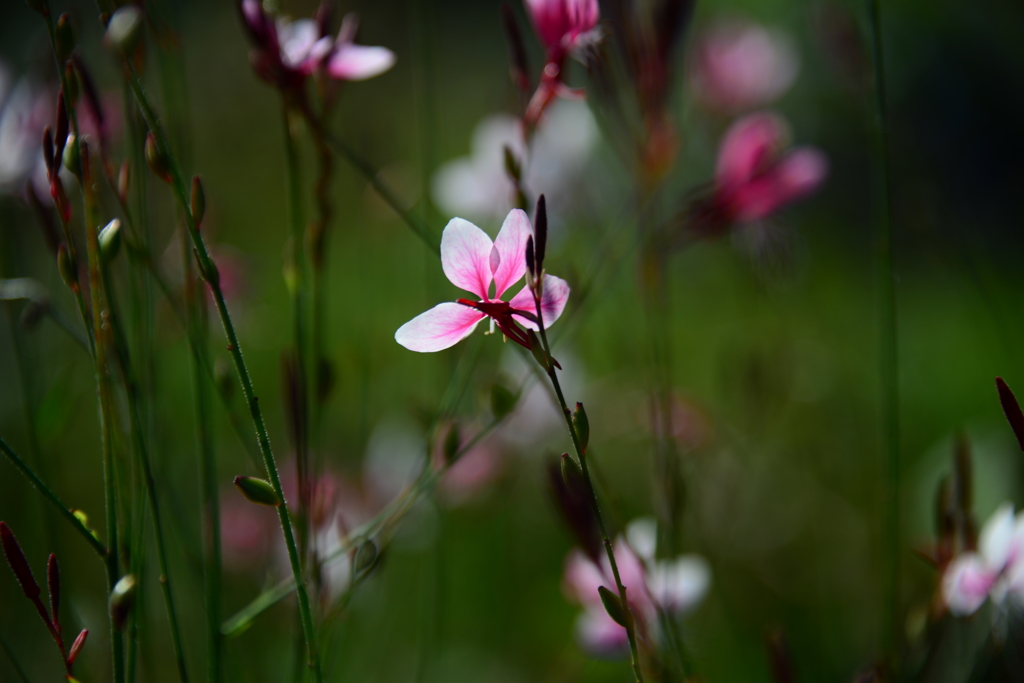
left=690, top=19, right=799, bottom=114
left=241, top=1, right=394, bottom=89
left=395, top=209, right=570, bottom=352
left=943, top=502, right=1024, bottom=617
left=524, top=0, right=600, bottom=61
left=563, top=517, right=711, bottom=657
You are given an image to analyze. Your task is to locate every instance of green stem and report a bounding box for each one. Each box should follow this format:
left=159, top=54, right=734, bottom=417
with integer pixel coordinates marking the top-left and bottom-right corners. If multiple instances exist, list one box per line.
left=0, top=436, right=108, bottom=557
left=531, top=288, right=645, bottom=683
left=121, top=58, right=324, bottom=683
left=866, top=0, right=900, bottom=663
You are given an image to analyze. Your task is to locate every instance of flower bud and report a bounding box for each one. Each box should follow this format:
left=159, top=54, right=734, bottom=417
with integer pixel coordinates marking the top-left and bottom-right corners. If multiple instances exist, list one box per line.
left=62, top=134, right=80, bottom=176
left=42, top=127, right=55, bottom=178
left=0, top=522, right=40, bottom=601
left=117, top=160, right=130, bottom=204
left=353, top=540, right=379, bottom=579
left=104, top=5, right=143, bottom=53
left=47, top=553, right=60, bottom=629
left=533, top=194, right=547, bottom=273
left=996, top=377, right=1024, bottom=451
left=58, top=244, right=78, bottom=292
left=233, top=476, right=282, bottom=507
left=598, top=586, right=628, bottom=627
left=67, top=629, right=88, bottom=665
left=55, top=13, right=76, bottom=63
left=99, top=218, right=123, bottom=263
left=26, top=0, right=49, bottom=17
left=54, top=94, right=69, bottom=169
left=144, top=132, right=171, bottom=184
left=525, top=235, right=535, bottom=277
left=108, top=574, right=137, bottom=631
left=190, top=174, right=206, bottom=226
left=490, top=383, right=518, bottom=420
left=573, top=402, right=590, bottom=453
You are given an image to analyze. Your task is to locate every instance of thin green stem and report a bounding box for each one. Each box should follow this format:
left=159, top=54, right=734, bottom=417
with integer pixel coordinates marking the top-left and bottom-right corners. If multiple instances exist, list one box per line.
left=0, top=436, right=108, bottom=557
left=866, top=0, right=900, bottom=663
left=121, top=58, right=324, bottom=683
left=531, top=286, right=645, bottom=683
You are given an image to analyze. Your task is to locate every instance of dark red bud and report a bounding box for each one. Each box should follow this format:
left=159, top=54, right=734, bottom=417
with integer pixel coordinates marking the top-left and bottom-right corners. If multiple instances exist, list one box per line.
left=67, top=629, right=88, bottom=665
left=0, top=522, right=40, bottom=600
left=42, top=127, right=55, bottom=177
left=533, top=194, right=547, bottom=272
left=997, top=377, right=1024, bottom=451
left=47, top=553, right=60, bottom=630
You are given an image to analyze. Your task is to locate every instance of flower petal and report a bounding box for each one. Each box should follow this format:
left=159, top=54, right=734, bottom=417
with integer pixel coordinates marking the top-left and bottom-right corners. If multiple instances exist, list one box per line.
left=491, top=209, right=532, bottom=298
left=441, top=218, right=495, bottom=299
left=981, top=502, right=1016, bottom=571
left=715, top=112, right=786, bottom=190
left=649, top=555, right=711, bottom=616
left=395, top=303, right=485, bottom=352
left=626, top=517, right=658, bottom=563
left=574, top=607, right=629, bottom=659
left=278, top=18, right=320, bottom=71
left=326, top=44, right=396, bottom=81
left=508, top=275, right=570, bottom=330
left=563, top=550, right=606, bottom=607
left=943, top=553, right=996, bottom=617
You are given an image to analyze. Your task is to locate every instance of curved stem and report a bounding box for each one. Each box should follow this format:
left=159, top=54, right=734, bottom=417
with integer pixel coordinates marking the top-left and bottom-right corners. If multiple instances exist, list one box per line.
left=122, top=58, right=324, bottom=683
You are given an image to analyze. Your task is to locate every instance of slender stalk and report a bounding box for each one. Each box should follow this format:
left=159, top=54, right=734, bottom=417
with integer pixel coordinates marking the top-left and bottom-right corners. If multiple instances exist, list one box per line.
left=121, top=58, right=324, bottom=683
left=82, top=143, right=125, bottom=683
left=101, top=258, right=190, bottom=683
left=866, top=0, right=900, bottom=663
left=0, top=436, right=108, bottom=556
left=531, top=288, right=645, bottom=683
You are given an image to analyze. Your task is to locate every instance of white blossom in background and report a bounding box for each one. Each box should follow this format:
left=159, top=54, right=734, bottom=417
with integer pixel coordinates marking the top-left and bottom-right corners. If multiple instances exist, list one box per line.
left=0, top=71, right=49, bottom=193
left=943, top=502, right=1024, bottom=616
left=431, top=99, right=598, bottom=225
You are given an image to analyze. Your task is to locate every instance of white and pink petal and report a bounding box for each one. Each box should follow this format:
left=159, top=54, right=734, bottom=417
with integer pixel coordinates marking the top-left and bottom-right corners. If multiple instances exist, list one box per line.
left=440, top=218, right=495, bottom=299
left=491, top=208, right=532, bottom=298
left=394, top=303, right=485, bottom=353
left=327, top=44, right=396, bottom=81
left=509, top=275, right=571, bottom=330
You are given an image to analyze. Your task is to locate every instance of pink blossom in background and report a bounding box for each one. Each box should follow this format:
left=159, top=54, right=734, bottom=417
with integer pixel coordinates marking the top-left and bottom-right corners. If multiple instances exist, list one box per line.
left=712, top=112, right=827, bottom=225
left=433, top=425, right=503, bottom=505
left=690, top=19, right=799, bottom=113
left=394, top=209, right=570, bottom=353
left=0, top=67, right=50, bottom=193
left=562, top=518, right=710, bottom=656
left=241, top=1, right=394, bottom=88
left=943, top=502, right=1024, bottom=616
left=524, top=0, right=600, bottom=60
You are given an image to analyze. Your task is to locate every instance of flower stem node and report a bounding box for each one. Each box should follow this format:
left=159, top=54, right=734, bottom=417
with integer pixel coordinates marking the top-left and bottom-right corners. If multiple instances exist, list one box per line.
left=104, top=5, right=143, bottom=54
left=55, top=13, right=76, bottom=64
left=353, top=540, right=379, bottom=580
left=233, top=476, right=283, bottom=507
left=598, top=586, right=628, bottom=627
left=99, top=219, right=123, bottom=264
left=573, top=402, right=590, bottom=453
left=108, top=575, right=137, bottom=631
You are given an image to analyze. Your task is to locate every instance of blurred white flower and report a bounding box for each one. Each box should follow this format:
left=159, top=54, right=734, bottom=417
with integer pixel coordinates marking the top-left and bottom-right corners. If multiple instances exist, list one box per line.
left=431, top=99, right=597, bottom=225
left=943, top=502, right=1024, bottom=617
left=0, top=71, right=49, bottom=193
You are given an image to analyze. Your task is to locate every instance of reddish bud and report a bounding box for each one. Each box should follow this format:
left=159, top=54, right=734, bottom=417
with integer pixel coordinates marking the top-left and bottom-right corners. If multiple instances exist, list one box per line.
left=47, top=553, right=61, bottom=631
left=67, top=629, right=88, bottom=665
left=144, top=132, right=171, bottom=184
left=42, top=127, right=55, bottom=177
left=117, top=160, right=130, bottom=204
left=0, top=522, right=40, bottom=600
left=997, top=377, right=1024, bottom=451
left=533, top=194, right=547, bottom=272
left=55, top=13, right=76, bottom=63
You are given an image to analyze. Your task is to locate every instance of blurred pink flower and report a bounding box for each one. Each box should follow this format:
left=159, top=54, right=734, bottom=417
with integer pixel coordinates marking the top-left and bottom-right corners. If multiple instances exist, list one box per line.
left=943, top=503, right=1024, bottom=616
left=241, top=1, right=394, bottom=89
left=433, top=425, right=503, bottom=505
left=563, top=518, right=710, bottom=657
left=524, top=0, right=600, bottom=60
left=707, top=112, right=827, bottom=226
left=394, top=209, right=570, bottom=352
left=690, top=19, right=798, bottom=113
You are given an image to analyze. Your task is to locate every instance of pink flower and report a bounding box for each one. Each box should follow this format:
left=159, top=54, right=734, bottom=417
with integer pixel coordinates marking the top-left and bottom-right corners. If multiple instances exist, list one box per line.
left=562, top=518, right=710, bottom=657
left=395, top=209, right=570, bottom=353
left=943, top=503, right=1024, bottom=616
left=241, top=1, right=394, bottom=88
left=524, top=0, right=600, bottom=59
left=690, top=19, right=799, bottom=113
left=706, top=112, right=827, bottom=227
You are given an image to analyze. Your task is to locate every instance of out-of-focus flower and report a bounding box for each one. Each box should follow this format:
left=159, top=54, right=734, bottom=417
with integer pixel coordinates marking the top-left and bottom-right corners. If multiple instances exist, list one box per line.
left=688, top=112, right=827, bottom=238
left=431, top=101, right=597, bottom=225
left=433, top=425, right=503, bottom=505
left=521, top=0, right=601, bottom=126
left=639, top=391, right=713, bottom=452
left=394, top=209, right=570, bottom=352
left=0, top=71, right=50, bottom=193
left=563, top=517, right=710, bottom=657
left=241, top=1, right=394, bottom=90
left=690, top=19, right=799, bottom=113
left=943, top=502, right=1024, bottom=617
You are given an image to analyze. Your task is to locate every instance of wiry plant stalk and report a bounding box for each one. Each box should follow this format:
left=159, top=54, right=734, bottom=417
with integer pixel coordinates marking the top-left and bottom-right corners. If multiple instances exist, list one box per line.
left=866, top=0, right=901, bottom=663
left=121, top=58, right=325, bottom=683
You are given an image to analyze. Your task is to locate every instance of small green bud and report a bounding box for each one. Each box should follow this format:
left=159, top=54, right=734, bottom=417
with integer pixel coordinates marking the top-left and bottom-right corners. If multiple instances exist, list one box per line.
left=560, top=453, right=586, bottom=492
left=104, top=5, right=143, bottom=53
left=190, top=174, right=206, bottom=226
left=57, top=243, right=78, bottom=291
left=62, top=133, right=80, bottom=176
left=573, top=402, right=590, bottom=454
left=144, top=132, right=171, bottom=184
left=108, top=574, right=137, bottom=631
left=353, top=540, right=379, bottom=579
left=490, top=383, right=518, bottom=420
left=55, top=13, right=76, bottom=63
left=99, top=218, right=123, bottom=263
left=233, top=476, right=282, bottom=507
left=598, top=586, right=628, bottom=627
left=527, top=329, right=549, bottom=370
left=443, top=423, right=461, bottom=465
